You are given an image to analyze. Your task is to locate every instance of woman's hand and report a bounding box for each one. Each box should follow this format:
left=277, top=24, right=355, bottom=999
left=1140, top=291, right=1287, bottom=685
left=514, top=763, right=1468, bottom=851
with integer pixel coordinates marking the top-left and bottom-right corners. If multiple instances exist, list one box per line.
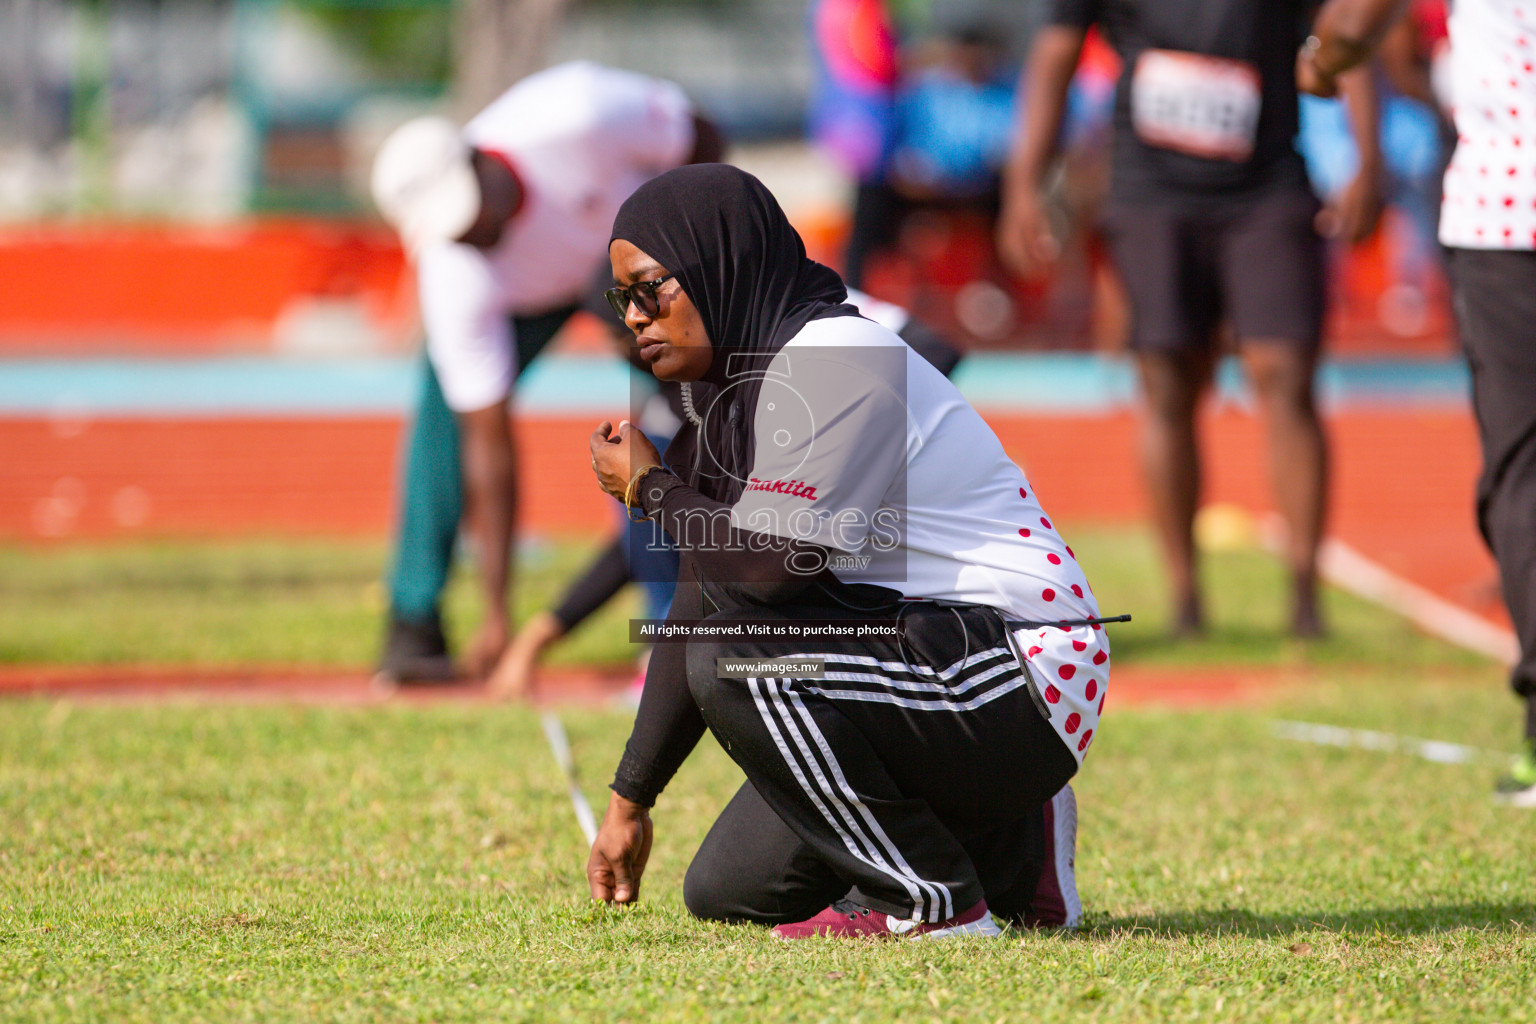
left=590, top=420, right=663, bottom=504
left=588, top=792, right=654, bottom=903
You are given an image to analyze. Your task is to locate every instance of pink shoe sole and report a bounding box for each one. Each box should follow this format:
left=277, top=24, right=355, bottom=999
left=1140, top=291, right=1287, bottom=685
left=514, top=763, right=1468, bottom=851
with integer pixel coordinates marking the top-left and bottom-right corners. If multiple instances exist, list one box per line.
left=772, top=899, right=1000, bottom=940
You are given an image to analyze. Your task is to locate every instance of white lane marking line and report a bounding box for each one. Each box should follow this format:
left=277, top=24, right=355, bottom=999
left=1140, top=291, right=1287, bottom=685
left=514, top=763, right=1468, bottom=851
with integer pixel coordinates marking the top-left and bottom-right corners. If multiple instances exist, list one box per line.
left=541, top=711, right=598, bottom=846
left=1318, top=537, right=1519, bottom=666
left=1272, top=719, right=1501, bottom=764
left=1257, top=515, right=1519, bottom=666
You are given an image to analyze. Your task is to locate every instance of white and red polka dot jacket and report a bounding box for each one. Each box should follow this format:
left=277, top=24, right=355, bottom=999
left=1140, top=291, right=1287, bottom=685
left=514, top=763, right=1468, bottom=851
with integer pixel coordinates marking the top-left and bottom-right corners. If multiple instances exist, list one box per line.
left=1441, top=0, right=1536, bottom=249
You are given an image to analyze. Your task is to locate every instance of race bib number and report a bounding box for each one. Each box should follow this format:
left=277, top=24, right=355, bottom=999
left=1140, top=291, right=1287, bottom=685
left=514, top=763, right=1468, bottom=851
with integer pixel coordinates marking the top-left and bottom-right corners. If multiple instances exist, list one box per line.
left=1131, top=49, right=1261, bottom=162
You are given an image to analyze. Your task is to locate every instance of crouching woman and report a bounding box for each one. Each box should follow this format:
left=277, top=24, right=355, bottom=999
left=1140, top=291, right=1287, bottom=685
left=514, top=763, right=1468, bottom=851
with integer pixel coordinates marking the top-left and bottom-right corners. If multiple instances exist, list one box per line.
left=587, top=164, right=1108, bottom=938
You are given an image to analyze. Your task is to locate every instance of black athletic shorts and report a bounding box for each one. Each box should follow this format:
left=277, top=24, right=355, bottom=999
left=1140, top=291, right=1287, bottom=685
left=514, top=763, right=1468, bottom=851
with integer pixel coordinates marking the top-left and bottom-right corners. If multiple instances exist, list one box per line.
left=1102, top=189, right=1326, bottom=353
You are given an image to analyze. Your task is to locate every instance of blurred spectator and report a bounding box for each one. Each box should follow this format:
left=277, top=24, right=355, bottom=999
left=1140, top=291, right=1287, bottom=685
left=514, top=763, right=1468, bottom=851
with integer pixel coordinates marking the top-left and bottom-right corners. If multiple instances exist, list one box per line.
left=810, top=2, right=1120, bottom=349
left=887, top=21, right=1018, bottom=200
left=368, top=62, right=721, bottom=685
left=808, top=0, right=901, bottom=287
left=1303, top=0, right=1536, bottom=805
left=808, top=0, right=901, bottom=182
left=1373, top=0, right=1455, bottom=336
left=1001, top=0, right=1383, bottom=638
left=811, top=3, right=1026, bottom=286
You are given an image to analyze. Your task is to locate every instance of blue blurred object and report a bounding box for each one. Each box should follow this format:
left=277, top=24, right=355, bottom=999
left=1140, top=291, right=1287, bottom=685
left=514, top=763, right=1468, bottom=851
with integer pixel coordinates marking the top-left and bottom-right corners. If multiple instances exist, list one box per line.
left=807, top=0, right=900, bottom=179
left=1298, top=92, right=1445, bottom=197
left=1061, top=64, right=1116, bottom=152
left=889, top=68, right=1016, bottom=196
left=1298, top=90, right=1447, bottom=281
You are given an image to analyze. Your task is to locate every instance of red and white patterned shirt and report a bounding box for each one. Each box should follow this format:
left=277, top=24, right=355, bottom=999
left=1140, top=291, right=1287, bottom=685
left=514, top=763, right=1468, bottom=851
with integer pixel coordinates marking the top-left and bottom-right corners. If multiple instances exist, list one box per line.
left=1440, top=0, right=1536, bottom=249
left=730, top=316, right=1109, bottom=763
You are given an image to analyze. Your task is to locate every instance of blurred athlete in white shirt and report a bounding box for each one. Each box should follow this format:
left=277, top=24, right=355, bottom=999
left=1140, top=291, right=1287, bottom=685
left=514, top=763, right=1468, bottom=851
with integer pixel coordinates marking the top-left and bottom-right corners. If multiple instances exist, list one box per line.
left=370, top=62, right=721, bottom=683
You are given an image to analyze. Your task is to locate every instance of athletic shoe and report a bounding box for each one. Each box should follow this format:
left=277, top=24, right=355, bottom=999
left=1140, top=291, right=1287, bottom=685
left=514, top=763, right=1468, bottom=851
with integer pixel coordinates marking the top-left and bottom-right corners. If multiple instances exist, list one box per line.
left=375, top=611, right=456, bottom=687
left=1022, top=784, right=1082, bottom=929
left=1494, top=740, right=1536, bottom=807
left=770, top=898, right=1001, bottom=940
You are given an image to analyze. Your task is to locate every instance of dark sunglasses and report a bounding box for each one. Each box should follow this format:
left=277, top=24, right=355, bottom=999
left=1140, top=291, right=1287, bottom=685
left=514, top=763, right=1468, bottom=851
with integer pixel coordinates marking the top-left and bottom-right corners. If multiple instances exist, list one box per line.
left=605, top=273, right=675, bottom=320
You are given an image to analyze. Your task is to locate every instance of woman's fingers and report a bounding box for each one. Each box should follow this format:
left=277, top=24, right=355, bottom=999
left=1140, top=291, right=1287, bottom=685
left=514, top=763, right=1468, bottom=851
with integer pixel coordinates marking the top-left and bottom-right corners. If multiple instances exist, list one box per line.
left=590, top=420, right=638, bottom=501
left=614, top=421, right=664, bottom=468
left=590, top=420, right=664, bottom=503
left=610, top=857, right=639, bottom=903
left=587, top=848, right=616, bottom=902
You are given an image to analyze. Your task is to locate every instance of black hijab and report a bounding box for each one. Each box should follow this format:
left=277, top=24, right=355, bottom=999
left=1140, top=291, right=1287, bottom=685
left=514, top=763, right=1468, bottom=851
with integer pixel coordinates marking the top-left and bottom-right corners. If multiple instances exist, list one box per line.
left=610, top=164, right=855, bottom=504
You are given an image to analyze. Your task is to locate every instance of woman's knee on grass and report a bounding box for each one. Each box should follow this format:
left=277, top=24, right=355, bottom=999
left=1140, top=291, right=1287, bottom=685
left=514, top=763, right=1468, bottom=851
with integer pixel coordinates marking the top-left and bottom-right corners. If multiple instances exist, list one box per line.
left=684, top=829, right=847, bottom=925
left=682, top=853, right=740, bottom=922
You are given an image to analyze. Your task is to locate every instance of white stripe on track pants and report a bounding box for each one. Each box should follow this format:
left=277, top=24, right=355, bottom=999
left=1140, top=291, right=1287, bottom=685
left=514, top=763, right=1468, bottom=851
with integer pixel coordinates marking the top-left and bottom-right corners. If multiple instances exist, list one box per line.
left=681, top=601, right=1077, bottom=924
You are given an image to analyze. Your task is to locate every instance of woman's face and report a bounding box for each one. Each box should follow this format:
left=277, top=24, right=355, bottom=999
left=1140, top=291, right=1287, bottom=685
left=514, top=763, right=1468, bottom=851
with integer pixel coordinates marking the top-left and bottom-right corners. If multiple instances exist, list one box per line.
left=609, top=239, right=713, bottom=382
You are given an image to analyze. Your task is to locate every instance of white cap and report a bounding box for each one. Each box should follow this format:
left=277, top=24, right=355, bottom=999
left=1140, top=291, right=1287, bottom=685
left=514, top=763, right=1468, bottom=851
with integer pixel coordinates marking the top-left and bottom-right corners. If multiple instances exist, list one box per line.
left=370, top=116, right=481, bottom=251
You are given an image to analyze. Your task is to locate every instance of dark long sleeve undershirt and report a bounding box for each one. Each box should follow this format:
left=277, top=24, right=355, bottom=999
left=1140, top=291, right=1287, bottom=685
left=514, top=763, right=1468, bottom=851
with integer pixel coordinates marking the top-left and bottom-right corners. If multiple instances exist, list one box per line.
left=609, top=470, right=833, bottom=806
left=639, top=470, right=829, bottom=607
left=551, top=537, right=629, bottom=633
left=610, top=556, right=707, bottom=806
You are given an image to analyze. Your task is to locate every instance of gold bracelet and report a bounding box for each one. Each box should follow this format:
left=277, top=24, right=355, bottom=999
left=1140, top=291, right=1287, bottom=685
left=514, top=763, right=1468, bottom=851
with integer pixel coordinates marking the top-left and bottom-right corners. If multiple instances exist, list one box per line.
left=623, top=464, right=663, bottom=511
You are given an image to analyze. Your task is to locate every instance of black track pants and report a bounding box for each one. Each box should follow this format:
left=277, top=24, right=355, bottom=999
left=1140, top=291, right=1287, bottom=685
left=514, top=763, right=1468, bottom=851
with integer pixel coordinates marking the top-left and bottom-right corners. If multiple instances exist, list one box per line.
left=681, top=601, right=1077, bottom=925
left=1450, top=248, right=1536, bottom=728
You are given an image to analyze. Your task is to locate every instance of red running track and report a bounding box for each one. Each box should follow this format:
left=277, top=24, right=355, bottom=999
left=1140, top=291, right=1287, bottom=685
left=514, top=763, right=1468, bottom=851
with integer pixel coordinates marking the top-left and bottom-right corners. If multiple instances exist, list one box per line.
left=0, top=406, right=1502, bottom=628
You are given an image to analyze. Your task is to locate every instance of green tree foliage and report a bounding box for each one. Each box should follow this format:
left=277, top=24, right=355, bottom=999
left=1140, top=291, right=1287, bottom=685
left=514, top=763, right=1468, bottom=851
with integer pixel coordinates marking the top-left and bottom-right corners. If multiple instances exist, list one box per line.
left=297, top=0, right=454, bottom=86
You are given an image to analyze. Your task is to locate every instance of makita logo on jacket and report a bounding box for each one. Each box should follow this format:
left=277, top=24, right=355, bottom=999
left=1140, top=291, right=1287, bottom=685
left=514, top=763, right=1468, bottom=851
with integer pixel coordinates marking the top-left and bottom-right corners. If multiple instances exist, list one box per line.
left=746, top=478, right=819, bottom=501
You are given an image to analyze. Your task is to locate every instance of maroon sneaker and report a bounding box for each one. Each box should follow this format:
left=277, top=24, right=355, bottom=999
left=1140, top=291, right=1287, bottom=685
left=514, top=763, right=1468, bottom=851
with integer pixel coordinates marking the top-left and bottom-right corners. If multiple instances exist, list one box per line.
left=771, top=898, right=1001, bottom=940
left=1022, top=784, right=1081, bottom=929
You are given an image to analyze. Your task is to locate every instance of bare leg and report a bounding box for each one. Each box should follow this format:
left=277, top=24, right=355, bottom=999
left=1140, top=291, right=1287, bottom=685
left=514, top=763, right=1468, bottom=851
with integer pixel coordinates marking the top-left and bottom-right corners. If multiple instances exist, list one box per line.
left=487, top=610, right=564, bottom=700
left=1136, top=348, right=1214, bottom=635
left=1241, top=339, right=1328, bottom=637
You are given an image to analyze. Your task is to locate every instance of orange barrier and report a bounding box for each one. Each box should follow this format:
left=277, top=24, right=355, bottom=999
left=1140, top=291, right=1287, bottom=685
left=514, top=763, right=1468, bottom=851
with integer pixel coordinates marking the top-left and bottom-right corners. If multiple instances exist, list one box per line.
left=0, top=215, right=827, bottom=358
left=0, top=211, right=1456, bottom=358
left=0, top=221, right=414, bottom=354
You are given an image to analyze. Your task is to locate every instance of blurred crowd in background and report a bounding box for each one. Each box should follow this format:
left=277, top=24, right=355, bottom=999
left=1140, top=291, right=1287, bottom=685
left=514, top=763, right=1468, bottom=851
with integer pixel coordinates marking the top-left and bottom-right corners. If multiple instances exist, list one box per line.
left=0, top=0, right=1457, bottom=355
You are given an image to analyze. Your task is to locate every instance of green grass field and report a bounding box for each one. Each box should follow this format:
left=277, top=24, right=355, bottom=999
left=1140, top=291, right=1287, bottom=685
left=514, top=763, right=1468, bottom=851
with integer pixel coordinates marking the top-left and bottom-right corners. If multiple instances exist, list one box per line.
left=0, top=528, right=1486, bottom=673
left=0, top=538, right=642, bottom=671
left=3, top=530, right=1532, bottom=1022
